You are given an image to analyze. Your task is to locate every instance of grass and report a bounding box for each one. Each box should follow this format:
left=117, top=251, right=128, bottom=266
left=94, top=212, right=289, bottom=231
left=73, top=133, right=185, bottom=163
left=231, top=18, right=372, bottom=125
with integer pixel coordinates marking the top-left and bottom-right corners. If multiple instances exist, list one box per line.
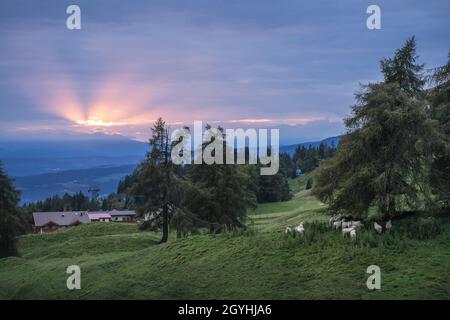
left=1, top=174, right=449, bottom=299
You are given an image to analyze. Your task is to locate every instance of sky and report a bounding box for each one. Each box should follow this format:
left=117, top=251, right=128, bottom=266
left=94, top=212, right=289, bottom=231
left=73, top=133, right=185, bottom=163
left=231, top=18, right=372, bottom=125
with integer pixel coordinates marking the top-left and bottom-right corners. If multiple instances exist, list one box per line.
left=0, top=0, right=449, bottom=145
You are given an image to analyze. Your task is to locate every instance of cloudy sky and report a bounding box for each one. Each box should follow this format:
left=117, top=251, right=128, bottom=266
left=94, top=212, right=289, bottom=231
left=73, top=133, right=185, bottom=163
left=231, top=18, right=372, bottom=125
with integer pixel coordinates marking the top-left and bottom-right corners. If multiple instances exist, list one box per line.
left=0, top=0, right=448, bottom=144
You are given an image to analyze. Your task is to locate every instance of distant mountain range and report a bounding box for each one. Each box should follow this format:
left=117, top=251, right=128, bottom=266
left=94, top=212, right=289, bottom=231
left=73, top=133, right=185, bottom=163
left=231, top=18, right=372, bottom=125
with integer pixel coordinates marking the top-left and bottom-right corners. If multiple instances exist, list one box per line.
left=0, top=135, right=340, bottom=203
left=14, top=165, right=136, bottom=204
left=279, top=136, right=340, bottom=155
left=0, top=138, right=148, bottom=158
left=0, top=139, right=148, bottom=177
left=0, top=137, right=148, bottom=202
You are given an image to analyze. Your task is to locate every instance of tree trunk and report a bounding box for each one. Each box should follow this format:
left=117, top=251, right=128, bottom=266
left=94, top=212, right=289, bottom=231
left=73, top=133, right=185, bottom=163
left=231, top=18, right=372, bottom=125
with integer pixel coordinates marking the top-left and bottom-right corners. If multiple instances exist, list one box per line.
left=380, top=166, right=395, bottom=219
left=159, top=129, right=171, bottom=244
left=160, top=205, right=169, bottom=244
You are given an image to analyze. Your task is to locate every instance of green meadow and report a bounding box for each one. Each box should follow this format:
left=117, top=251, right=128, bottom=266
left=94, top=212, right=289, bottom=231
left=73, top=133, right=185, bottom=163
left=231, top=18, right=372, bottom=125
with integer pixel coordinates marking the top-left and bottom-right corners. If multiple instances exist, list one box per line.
left=1, top=173, right=449, bottom=299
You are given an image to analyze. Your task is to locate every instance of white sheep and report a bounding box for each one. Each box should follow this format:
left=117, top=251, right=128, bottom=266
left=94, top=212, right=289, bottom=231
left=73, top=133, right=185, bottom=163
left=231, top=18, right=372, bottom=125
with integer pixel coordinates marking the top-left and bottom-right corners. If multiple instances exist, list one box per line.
left=386, top=220, right=392, bottom=231
left=342, top=221, right=352, bottom=228
left=374, top=222, right=383, bottom=234
left=329, top=216, right=341, bottom=227
left=350, top=229, right=357, bottom=241
left=342, top=227, right=355, bottom=237
left=294, top=226, right=304, bottom=234
left=333, top=220, right=342, bottom=229
left=285, top=226, right=292, bottom=234
left=336, top=220, right=343, bottom=229
left=294, top=222, right=305, bottom=234
left=351, top=220, right=364, bottom=228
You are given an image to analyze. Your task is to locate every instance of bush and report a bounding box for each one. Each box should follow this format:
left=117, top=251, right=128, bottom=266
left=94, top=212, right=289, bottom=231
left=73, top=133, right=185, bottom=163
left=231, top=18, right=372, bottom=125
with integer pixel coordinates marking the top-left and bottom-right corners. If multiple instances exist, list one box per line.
left=395, top=217, right=442, bottom=240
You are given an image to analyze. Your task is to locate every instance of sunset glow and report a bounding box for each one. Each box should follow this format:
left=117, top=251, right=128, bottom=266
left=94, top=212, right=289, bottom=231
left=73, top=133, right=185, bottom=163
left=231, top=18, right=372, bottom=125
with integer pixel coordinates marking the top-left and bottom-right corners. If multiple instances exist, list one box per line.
left=76, top=116, right=127, bottom=127
left=1, top=0, right=447, bottom=145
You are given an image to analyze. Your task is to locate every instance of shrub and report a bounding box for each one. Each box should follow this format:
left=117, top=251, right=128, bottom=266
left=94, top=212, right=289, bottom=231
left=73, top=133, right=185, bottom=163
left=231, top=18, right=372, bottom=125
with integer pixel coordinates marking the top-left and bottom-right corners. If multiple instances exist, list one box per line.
left=394, top=217, right=442, bottom=240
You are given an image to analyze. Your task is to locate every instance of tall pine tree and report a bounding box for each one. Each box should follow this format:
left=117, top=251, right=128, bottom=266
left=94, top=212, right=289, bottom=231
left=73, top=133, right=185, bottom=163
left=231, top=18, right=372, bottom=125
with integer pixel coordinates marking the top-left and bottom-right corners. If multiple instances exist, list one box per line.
left=314, top=37, right=441, bottom=219
left=131, top=118, right=184, bottom=243
left=381, top=36, right=425, bottom=96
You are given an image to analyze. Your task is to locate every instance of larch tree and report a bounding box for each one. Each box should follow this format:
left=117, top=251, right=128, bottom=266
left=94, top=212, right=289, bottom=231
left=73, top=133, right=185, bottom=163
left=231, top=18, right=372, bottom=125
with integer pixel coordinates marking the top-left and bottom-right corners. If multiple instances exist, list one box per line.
left=380, top=36, right=425, bottom=96
left=313, top=37, right=443, bottom=219
left=186, top=125, right=256, bottom=232
left=131, top=118, right=189, bottom=243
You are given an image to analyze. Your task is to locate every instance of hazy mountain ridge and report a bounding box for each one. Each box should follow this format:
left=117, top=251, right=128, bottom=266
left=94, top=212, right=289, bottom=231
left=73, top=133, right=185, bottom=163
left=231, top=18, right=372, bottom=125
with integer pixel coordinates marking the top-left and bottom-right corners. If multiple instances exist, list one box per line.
left=279, top=136, right=340, bottom=155
left=0, top=138, right=148, bottom=177
left=2, top=156, right=143, bottom=177
left=0, top=139, right=148, bottom=158
left=14, top=165, right=136, bottom=204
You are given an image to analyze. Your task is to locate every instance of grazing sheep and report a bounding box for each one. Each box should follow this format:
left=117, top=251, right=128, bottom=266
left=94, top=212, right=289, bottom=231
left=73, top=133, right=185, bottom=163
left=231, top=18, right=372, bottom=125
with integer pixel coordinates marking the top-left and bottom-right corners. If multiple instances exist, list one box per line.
left=342, top=227, right=355, bottom=237
left=350, top=229, right=357, bottom=241
left=294, top=224, right=305, bottom=234
left=333, top=220, right=342, bottom=229
left=374, top=222, right=383, bottom=234
left=329, top=216, right=335, bottom=227
left=329, top=216, right=341, bottom=227
left=386, top=220, right=392, bottom=231
left=342, top=221, right=352, bottom=228
left=285, top=226, right=292, bottom=234
left=351, top=221, right=364, bottom=228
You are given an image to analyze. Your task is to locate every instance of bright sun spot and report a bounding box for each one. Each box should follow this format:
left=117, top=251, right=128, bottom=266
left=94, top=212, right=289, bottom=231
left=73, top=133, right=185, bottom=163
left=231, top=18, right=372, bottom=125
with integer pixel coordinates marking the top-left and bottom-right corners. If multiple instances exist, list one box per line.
left=76, top=116, right=127, bottom=127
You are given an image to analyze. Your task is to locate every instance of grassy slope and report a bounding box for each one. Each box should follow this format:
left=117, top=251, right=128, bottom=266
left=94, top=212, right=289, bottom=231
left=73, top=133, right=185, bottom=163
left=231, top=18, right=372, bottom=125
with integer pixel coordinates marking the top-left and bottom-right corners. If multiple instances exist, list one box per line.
left=1, top=173, right=449, bottom=299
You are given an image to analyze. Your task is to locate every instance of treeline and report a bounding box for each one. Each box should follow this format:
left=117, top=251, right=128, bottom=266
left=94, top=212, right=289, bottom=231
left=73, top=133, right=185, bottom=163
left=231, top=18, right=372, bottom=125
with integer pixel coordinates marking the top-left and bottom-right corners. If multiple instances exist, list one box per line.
left=280, top=143, right=337, bottom=178
left=22, top=191, right=134, bottom=214
left=22, top=192, right=102, bottom=213
left=314, top=37, right=450, bottom=220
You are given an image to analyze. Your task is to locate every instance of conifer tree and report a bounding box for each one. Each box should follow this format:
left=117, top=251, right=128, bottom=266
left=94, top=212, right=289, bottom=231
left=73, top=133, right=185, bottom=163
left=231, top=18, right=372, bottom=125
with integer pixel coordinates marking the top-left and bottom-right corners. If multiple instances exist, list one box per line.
left=381, top=36, right=425, bottom=96
left=186, top=125, right=256, bottom=232
left=314, top=37, right=441, bottom=219
left=131, top=118, right=179, bottom=243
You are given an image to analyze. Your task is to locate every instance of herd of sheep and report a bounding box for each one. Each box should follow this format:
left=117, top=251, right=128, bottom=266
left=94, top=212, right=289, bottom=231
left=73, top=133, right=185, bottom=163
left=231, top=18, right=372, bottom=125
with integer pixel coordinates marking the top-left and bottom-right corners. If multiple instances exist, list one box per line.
left=285, top=216, right=393, bottom=241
